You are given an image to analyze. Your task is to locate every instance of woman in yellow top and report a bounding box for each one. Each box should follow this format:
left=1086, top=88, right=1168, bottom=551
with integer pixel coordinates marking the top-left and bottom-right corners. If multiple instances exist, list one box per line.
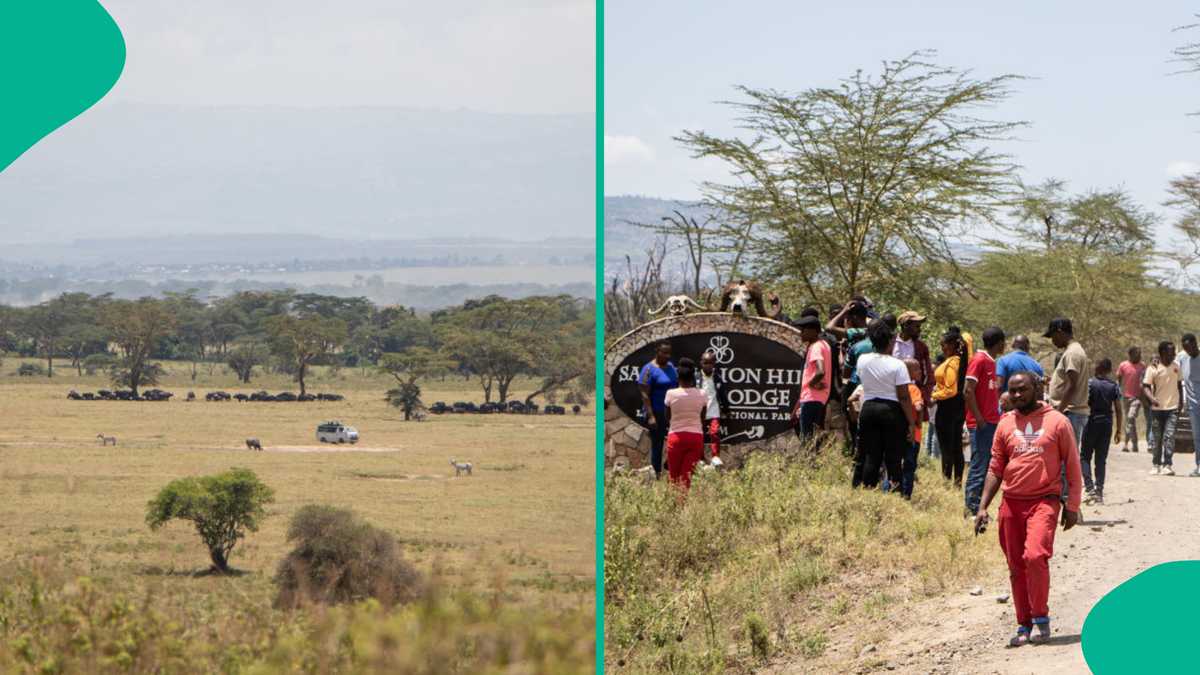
left=932, top=329, right=969, bottom=485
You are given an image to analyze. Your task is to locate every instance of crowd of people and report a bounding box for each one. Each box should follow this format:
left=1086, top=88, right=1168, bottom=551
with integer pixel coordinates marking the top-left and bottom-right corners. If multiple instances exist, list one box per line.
left=633, top=296, right=1200, bottom=645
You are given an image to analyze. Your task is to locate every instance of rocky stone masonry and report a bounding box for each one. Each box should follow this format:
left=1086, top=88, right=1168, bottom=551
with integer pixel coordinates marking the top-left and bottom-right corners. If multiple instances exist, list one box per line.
left=604, top=313, right=807, bottom=471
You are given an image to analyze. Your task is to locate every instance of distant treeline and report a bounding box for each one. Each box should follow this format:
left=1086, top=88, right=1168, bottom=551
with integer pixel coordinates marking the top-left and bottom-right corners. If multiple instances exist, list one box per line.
left=0, top=290, right=595, bottom=406
left=0, top=277, right=594, bottom=311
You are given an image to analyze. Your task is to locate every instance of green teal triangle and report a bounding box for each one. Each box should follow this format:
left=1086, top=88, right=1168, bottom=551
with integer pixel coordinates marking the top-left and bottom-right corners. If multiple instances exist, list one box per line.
left=0, top=0, right=125, bottom=172
left=1082, top=561, right=1200, bottom=673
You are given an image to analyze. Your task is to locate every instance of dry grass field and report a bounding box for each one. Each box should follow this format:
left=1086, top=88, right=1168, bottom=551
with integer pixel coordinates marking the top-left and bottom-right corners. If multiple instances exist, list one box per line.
left=0, top=359, right=595, bottom=673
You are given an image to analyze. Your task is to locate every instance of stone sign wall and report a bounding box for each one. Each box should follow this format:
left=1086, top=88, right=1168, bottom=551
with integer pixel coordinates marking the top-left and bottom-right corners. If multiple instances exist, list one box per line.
left=604, top=312, right=808, bottom=470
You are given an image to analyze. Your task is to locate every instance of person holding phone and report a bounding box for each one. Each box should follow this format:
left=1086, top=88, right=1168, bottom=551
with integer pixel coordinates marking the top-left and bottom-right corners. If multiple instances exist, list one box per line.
left=974, top=371, right=1082, bottom=647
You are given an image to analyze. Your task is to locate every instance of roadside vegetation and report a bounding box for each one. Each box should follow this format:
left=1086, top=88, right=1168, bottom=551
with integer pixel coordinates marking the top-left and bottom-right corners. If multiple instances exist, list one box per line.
left=605, top=440, right=997, bottom=673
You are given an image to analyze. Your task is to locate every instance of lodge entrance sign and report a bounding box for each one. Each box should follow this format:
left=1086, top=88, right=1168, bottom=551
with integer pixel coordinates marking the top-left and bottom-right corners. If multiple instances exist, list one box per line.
left=604, top=313, right=807, bottom=467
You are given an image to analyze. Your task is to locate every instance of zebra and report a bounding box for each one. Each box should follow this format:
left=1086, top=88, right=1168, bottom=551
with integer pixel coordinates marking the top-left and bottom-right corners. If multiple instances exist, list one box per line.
left=450, top=459, right=472, bottom=477
left=96, top=434, right=117, bottom=446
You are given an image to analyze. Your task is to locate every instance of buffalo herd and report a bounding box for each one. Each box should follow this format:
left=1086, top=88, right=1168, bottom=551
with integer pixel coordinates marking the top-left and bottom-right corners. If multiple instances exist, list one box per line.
left=427, top=401, right=580, bottom=415
left=67, top=389, right=345, bottom=402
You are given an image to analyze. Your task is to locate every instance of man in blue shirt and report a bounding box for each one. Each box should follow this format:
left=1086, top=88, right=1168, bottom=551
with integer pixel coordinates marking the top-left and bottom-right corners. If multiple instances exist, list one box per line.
left=639, top=341, right=678, bottom=479
left=996, top=335, right=1045, bottom=394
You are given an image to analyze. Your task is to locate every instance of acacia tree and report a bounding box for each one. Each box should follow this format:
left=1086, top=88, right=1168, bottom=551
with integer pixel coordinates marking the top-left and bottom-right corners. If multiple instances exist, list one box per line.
left=226, top=341, right=267, bottom=383
left=1009, top=179, right=1156, bottom=254
left=265, top=315, right=347, bottom=396
left=22, top=299, right=70, bottom=377
left=146, top=467, right=274, bottom=574
left=677, top=52, right=1025, bottom=308
left=102, top=298, right=175, bottom=395
left=379, top=347, right=452, bottom=420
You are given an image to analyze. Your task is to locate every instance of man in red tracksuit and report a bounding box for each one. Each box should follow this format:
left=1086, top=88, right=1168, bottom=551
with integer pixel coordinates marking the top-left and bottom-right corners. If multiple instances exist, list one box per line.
left=974, top=371, right=1082, bottom=647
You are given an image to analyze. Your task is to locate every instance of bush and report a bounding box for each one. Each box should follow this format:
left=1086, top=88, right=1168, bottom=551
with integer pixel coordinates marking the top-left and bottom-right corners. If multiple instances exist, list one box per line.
left=109, top=360, right=166, bottom=389
left=145, top=468, right=274, bottom=573
left=275, top=504, right=422, bottom=609
left=16, top=363, right=44, bottom=377
left=82, top=352, right=115, bottom=375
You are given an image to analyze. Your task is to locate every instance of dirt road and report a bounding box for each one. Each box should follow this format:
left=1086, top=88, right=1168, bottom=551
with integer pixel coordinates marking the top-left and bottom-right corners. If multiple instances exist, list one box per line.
left=801, top=445, right=1200, bottom=674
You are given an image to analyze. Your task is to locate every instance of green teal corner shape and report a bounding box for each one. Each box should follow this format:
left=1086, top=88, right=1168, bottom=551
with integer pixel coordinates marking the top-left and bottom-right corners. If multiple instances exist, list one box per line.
left=0, top=0, right=126, bottom=172
left=1082, top=561, right=1200, bottom=673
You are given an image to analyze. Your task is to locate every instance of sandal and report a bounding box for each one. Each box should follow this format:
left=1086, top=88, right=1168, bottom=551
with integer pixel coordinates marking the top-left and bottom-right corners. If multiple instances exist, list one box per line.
left=1008, top=625, right=1031, bottom=647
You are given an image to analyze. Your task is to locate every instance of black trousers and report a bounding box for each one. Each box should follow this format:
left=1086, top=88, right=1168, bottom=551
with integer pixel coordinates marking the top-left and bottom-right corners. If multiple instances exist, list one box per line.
left=649, top=410, right=667, bottom=477
left=934, top=396, right=966, bottom=485
left=1081, top=418, right=1113, bottom=493
left=853, top=399, right=907, bottom=489
left=796, top=400, right=826, bottom=440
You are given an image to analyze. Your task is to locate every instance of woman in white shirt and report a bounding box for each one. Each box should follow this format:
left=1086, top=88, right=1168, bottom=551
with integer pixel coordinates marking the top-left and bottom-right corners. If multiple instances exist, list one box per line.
left=852, top=320, right=918, bottom=489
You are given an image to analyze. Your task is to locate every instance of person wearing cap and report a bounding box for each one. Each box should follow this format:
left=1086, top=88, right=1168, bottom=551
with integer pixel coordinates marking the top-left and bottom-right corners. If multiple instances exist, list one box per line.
left=1044, top=318, right=1089, bottom=467
left=1143, top=340, right=1182, bottom=475
left=792, top=315, right=831, bottom=439
left=996, top=335, right=1044, bottom=395
left=891, top=311, right=934, bottom=415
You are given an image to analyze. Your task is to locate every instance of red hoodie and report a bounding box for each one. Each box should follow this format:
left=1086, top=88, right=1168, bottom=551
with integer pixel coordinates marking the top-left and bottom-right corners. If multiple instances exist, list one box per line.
left=988, top=403, right=1083, bottom=512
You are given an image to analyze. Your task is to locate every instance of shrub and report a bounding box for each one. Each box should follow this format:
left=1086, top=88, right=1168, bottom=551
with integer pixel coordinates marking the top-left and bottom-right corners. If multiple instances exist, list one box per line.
left=145, top=467, right=274, bottom=573
left=16, top=363, right=44, bottom=377
left=274, top=504, right=422, bottom=609
left=108, top=360, right=165, bottom=389
left=82, top=352, right=115, bottom=375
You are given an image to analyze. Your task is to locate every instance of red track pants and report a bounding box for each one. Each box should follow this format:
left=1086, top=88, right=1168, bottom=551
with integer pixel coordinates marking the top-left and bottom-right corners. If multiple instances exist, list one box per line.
left=707, top=418, right=721, bottom=458
left=666, top=432, right=705, bottom=490
left=998, top=495, right=1060, bottom=627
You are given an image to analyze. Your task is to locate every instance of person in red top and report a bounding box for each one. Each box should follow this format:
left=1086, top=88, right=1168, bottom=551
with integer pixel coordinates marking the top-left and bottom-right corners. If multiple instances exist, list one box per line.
left=975, top=371, right=1082, bottom=647
left=1115, top=347, right=1149, bottom=453
left=792, top=315, right=831, bottom=439
left=964, top=326, right=1005, bottom=515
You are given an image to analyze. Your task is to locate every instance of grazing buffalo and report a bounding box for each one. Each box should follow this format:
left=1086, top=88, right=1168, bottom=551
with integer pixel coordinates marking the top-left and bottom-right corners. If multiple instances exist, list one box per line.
left=246, top=438, right=263, bottom=451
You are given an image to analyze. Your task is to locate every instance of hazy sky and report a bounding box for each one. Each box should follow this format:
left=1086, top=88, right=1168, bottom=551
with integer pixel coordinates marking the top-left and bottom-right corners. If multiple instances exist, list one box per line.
left=102, top=0, right=594, bottom=113
left=605, top=0, right=1199, bottom=239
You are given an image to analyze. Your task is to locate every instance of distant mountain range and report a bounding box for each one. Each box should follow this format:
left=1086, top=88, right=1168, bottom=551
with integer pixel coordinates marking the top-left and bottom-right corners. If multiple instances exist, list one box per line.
left=0, top=103, right=594, bottom=244
left=603, top=194, right=985, bottom=281
left=0, top=233, right=593, bottom=268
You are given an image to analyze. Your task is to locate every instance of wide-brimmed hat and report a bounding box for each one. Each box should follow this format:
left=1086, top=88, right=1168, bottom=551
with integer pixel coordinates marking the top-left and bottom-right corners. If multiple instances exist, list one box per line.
left=897, top=311, right=926, bottom=325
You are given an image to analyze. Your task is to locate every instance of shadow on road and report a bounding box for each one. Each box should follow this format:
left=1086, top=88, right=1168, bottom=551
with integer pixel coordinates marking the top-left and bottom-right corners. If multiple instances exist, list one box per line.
left=1041, top=633, right=1082, bottom=646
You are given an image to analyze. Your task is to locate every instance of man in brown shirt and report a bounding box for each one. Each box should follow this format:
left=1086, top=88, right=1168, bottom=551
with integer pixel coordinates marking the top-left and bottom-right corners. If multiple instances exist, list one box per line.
left=1143, top=340, right=1182, bottom=475
left=1044, top=318, right=1089, bottom=456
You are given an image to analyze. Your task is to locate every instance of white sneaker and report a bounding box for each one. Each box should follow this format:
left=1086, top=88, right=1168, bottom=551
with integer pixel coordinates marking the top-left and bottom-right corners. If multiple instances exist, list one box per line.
left=1164, top=467, right=1176, bottom=476
left=1150, top=466, right=1161, bottom=475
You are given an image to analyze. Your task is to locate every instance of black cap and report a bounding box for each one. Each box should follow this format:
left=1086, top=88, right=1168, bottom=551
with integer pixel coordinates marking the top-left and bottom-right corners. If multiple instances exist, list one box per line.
left=847, top=303, right=869, bottom=317
left=794, top=315, right=821, bottom=330
left=1042, top=317, right=1072, bottom=338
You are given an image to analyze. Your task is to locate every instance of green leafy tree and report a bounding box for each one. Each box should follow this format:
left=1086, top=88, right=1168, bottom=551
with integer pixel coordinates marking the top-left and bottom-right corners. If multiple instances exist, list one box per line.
left=226, top=341, right=267, bottom=384
left=385, top=382, right=424, bottom=421
left=1008, top=179, right=1156, bottom=254
left=265, top=314, right=348, bottom=395
left=145, top=468, right=274, bottom=573
left=676, top=52, right=1025, bottom=307
left=22, top=299, right=70, bottom=377
left=102, top=298, right=176, bottom=396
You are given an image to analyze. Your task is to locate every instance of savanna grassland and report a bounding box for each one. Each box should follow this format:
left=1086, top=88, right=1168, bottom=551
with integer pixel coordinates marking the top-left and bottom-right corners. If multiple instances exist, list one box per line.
left=0, top=360, right=595, bottom=673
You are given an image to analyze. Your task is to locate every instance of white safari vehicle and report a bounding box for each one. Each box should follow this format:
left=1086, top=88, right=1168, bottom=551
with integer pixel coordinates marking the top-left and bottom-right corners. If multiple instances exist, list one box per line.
left=316, top=420, right=359, bottom=444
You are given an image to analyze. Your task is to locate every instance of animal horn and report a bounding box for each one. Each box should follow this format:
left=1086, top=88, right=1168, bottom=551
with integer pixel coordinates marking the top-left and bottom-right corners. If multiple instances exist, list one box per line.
left=765, top=292, right=783, bottom=319
left=648, top=299, right=670, bottom=315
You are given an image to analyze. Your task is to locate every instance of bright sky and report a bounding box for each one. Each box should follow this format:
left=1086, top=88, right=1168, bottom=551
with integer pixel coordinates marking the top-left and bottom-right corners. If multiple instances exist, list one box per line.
left=102, top=0, right=595, bottom=114
left=605, top=0, right=1199, bottom=240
